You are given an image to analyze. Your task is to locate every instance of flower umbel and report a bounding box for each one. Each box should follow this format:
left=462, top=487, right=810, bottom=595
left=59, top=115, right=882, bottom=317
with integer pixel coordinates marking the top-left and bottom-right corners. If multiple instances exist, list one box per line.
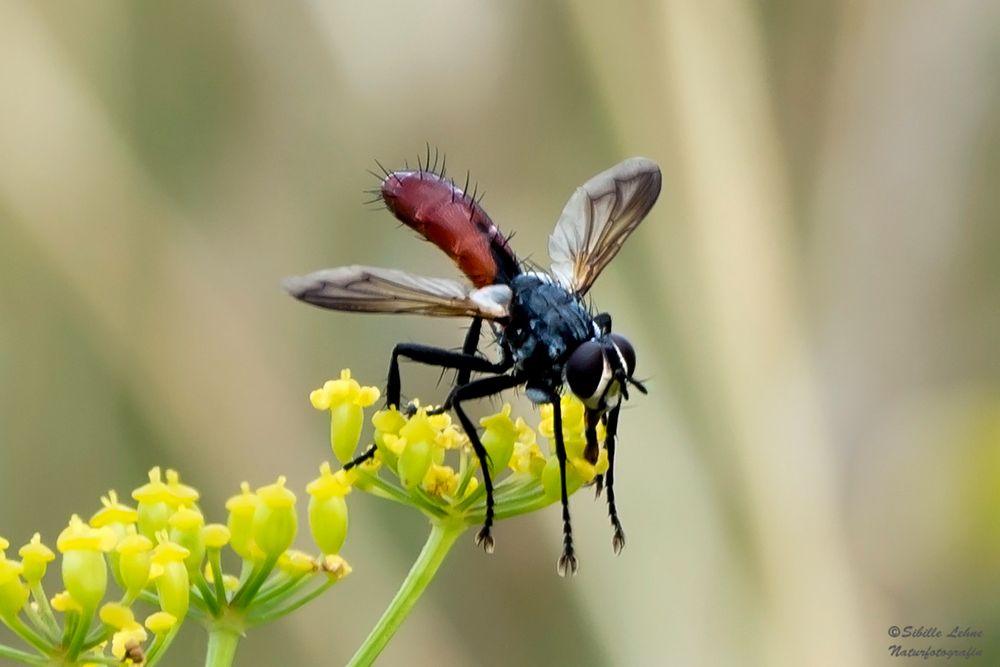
left=0, top=467, right=353, bottom=666
left=310, top=371, right=607, bottom=533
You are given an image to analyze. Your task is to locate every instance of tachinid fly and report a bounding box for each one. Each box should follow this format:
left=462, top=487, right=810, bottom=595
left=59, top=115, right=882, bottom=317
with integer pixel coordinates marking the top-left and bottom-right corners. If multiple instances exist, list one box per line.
left=284, top=152, right=661, bottom=575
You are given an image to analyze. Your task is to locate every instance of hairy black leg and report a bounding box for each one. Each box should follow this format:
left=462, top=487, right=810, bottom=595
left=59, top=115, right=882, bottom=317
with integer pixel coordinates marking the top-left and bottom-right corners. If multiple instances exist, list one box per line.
left=428, top=345, right=513, bottom=416
left=448, top=373, right=525, bottom=553
left=549, top=394, right=578, bottom=576
left=604, top=404, right=625, bottom=553
left=385, top=341, right=510, bottom=409
left=343, top=444, right=377, bottom=470
left=455, top=317, right=483, bottom=389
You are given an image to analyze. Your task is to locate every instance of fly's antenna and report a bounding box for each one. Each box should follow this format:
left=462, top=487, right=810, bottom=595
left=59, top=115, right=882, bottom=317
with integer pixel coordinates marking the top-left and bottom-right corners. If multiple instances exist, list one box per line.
left=628, top=377, right=649, bottom=395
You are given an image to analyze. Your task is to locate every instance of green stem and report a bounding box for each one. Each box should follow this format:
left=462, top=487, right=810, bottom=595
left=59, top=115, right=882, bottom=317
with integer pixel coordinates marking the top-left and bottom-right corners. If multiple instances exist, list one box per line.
left=28, top=582, right=58, bottom=639
left=346, top=521, right=464, bottom=667
left=0, top=642, right=46, bottom=665
left=145, top=626, right=182, bottom=667
left=208, top=549, right=227, bottom=606
left=232, top=554, right=279, bottom=608
left=247, top=578, right=335, bottom=625
left=5, top=614, right=52, bottom=655
left=66, top=605, right=93, bottom=660
left=193, top=572, right=222, bottom=617
left=204, top=627, right=241, bottom=667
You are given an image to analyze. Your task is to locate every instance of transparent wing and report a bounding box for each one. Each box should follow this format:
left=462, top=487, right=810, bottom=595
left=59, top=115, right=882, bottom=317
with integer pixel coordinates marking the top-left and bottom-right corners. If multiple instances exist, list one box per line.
left=548, top=157, right=662, bottom=295
left=283, top=265, right=511, bottom=319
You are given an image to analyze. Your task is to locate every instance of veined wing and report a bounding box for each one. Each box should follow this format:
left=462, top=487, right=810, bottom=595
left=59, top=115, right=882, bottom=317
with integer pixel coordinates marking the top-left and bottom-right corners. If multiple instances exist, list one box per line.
left=548, top=157, right=661, bottom=295
left=283, top=265, right=511, bottom=319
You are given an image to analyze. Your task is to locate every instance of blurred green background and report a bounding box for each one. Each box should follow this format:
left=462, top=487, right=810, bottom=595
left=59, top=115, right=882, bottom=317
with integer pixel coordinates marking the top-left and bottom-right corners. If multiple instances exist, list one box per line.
left=2, top=2, right=999, bottom=665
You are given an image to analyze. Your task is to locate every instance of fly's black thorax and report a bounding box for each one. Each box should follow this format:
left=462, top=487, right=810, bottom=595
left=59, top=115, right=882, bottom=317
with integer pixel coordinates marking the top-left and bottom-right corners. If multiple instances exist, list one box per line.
left=500, top=274, right=595, bottom=391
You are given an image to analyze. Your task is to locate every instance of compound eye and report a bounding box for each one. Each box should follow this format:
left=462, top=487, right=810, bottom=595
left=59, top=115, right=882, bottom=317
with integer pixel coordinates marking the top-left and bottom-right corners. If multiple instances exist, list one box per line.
left=609, top=333, right=636, bottom=376
left=565, top=341, right=608, bottom=401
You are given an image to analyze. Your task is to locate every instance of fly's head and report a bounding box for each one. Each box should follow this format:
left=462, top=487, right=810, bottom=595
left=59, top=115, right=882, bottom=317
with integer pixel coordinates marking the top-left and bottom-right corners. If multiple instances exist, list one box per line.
left=564, top=331, right=646, bottom=412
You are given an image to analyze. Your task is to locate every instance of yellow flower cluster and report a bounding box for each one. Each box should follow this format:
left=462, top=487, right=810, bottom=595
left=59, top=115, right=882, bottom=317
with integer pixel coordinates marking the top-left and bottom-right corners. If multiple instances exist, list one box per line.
left=0, top=466, right=353, bottom=666
left=310, top=369, right=608, bottom=526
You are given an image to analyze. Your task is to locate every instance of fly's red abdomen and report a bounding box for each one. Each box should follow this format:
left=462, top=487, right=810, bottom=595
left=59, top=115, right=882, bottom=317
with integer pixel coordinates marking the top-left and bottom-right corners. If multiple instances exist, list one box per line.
left=381, top=170, right=519, bottom=288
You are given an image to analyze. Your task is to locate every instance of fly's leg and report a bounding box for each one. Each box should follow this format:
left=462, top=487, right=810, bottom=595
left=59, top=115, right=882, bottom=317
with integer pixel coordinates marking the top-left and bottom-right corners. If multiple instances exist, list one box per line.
left=385, top=337, right=510, bottom=410
left=343, top=445, right=377, bottom=470
left=448, top=373, right=525, bottom=552
left=603, top=404, right=625, bottom=553
left=455, top=317, right=483, bottom=388
left=548, top=394, right=578, bottom=576
left=585, top=409, right=603, bottom=495
left=346, top=321, right=495, bottom=475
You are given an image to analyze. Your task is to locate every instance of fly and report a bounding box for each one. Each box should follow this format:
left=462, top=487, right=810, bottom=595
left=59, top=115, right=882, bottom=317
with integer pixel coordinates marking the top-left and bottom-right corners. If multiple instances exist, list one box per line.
left=284, top=151, right=661, bottom=575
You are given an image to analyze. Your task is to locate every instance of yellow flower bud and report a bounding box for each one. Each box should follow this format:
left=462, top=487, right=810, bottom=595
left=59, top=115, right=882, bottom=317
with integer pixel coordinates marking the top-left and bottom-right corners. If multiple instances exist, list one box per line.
left=163, top=469, right=200, bottom=508
left=202, top=523, right=231, bottom=549
left=133, top=468, right=173, bottom=539
left=50, top=590, right=82, bottom=613
left=278, top=550, right=317, bottom=575
left=397, top=437, right=433, bottom=490
left=168, top=506, right=206, bottom=575
left=372, top=408, right=407, bottom=468
left=398, top=409, right=438, bottom=447
left=90, top=490, right=138, bottom=528
left=225, top=482, right=260, bottom=561
left=480, top=404, right=517, bottom=475
left=144, top=611, right=177, bottom=635
left=307, top=463, right=350, bottom=555
left=253, top=477, right=297, bottom=557
left=58, top=516, right=115, bottom=611
left=151, top=536, right=190, bottom=619
left=312, top=370, right=381, bottom=464
left=116, top=533, right=153, bottom=597
left=99, top=602, right=135, bottom=629
left=422, top=464, right=459, bottom=497
left=19, top=533, right=55, bottom=583
left=0, top=557, right=27, bottom=619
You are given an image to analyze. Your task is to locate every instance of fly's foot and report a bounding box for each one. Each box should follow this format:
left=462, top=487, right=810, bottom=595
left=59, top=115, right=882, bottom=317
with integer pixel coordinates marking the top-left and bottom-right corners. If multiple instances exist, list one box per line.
left=474, top=526, right=495, bottom=554
left=612, top=524, right=626, bottom=555
left=557, top=549, right=579, bottom=577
